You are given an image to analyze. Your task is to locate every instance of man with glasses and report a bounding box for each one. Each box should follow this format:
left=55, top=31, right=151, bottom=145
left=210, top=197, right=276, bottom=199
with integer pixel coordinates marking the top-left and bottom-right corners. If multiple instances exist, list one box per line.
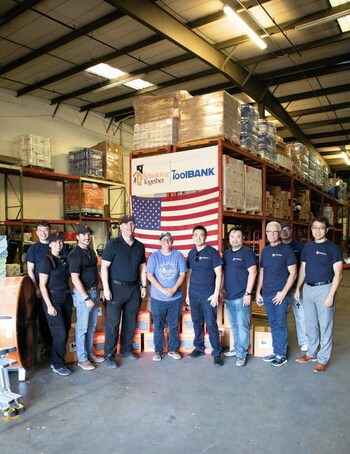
left=280, top=221, right=308, bottom=352
left=294, top=216, right=342, bottom=373
left=256, top=221, right=297, bottom=366
left=146, top=232, right=187, bottom=362
left=186, top=225, right=224, bottom=366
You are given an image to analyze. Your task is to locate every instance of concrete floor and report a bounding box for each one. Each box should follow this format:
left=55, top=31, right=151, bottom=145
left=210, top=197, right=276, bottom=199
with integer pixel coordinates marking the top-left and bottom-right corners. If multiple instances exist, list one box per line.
left=2, top=271, right=350, bottom=454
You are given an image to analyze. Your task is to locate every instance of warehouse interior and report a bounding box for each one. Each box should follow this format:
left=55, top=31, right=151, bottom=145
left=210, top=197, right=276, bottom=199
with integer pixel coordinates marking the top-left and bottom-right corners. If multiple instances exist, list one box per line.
left=1, top=1, right=350, bottom=452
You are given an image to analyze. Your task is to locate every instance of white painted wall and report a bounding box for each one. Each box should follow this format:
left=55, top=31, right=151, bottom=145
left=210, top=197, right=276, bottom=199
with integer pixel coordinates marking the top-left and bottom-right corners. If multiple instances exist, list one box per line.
left=0, top=88, right=133, bottom=248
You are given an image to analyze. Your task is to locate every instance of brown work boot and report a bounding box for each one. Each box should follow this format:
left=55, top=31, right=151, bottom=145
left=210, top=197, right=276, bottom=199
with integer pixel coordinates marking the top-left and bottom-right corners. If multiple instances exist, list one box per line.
left=295, top=355, right=317, bottom=363
left=313, top=362, right=327, bottom=373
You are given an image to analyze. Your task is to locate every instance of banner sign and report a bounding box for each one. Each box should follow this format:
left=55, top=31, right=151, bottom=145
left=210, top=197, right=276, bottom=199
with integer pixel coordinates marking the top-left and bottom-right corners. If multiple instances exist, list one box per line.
left=131, top=146, right=218, bottom=195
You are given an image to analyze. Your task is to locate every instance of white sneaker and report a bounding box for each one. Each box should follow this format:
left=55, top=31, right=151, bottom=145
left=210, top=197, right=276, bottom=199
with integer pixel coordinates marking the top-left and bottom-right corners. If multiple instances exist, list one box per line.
left=224, top=350, right=236, bottom=357
left=300, top=343, right=308, bottom=352
left=168, top=351, right=182, bottom=360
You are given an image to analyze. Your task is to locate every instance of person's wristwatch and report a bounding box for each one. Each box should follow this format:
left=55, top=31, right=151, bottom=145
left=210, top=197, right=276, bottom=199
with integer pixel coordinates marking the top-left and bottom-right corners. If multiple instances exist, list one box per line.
left=84, top=296, right=91, bottom=301
left=244, top=291, right=252, bottom=296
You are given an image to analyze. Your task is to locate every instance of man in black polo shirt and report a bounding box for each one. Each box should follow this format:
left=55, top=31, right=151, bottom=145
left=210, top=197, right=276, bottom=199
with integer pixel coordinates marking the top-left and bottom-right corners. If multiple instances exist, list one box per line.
left=68, top=225, right=104, bottom=371
left=101, top=215, right=146, bottom=369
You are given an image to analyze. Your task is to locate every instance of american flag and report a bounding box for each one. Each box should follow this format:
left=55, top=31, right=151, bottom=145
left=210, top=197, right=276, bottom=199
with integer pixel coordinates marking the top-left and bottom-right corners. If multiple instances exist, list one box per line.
left=131, top=187, right=220, bottom=256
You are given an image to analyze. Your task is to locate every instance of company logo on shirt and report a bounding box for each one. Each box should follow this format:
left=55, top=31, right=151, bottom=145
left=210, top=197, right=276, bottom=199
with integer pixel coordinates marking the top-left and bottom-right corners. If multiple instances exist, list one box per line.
left=272, top=253, right=283, bottom=257
left=316, top=251, right=327, bottom=256
left=232, top=258, right=242, bottom=261
left=160, top=263, right=177, bottom=280
left=197, top=256, right=210, bottom=261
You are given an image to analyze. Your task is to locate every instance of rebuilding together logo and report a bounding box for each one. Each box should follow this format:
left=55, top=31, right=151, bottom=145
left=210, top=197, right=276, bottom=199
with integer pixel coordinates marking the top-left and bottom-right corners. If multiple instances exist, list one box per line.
left=133, top=164, right=215, bottom=187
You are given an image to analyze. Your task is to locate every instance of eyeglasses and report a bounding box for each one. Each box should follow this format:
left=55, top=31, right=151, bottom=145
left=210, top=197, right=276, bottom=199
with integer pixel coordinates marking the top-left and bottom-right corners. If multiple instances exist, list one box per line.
left=266, top=230, right=280, bottom=234
left=281, top=228, right=290, bottom=233
left=311, top=226, right=326, bottom=231
left=195, top=251, right=200, bottom=262
left=59, top=257, right=69, bottom=268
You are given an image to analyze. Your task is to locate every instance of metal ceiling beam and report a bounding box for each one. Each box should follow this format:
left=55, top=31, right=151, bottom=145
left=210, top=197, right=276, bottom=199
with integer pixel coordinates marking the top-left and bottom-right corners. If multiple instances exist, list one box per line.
left=308, top=139, right=350, bottom=148
left=296, top=130, right=350, bottom=140
left=17, top=35, right=162, bottom=97
left=240, top=33, right=350, bottom=67
left=261, top=53, right=350, bottom=82
left=105, top=0, right=316, bottom=151
left=0, top=10, right=125, bottom=76
left=277, top=83, right=350, bottom=104
left=277, top=118, right=350, bottom=133
left=86, top=68, right=218, bottom=113
left=0, top=0, right=43, bottom=27
left=272, top=102, right=350, bottom=118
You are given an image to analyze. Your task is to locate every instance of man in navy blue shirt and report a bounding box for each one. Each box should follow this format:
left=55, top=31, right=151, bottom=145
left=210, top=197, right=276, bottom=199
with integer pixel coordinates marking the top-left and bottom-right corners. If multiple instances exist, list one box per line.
left=295, top=216, right=342, bottom=373
left=223, top=226, right=257, bottom=367
left=280, top=221, right=308, bottom=352
left=186, top=225, right=223, bottom=366
left=256, top=221, right=297, bottom=367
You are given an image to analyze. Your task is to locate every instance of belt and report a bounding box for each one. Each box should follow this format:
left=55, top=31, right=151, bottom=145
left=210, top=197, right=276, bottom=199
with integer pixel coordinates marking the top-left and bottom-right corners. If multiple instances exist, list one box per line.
left=112, top=280, right=139, bottom=287
left=306, top=280, right=332, bottom=287
left=49, top=289, right=70, bottom=294
left=86, top=286, right=98, bottom=291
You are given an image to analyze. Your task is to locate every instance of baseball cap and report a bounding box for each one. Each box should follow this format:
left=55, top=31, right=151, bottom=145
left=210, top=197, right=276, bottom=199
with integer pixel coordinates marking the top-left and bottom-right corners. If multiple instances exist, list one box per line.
left=76, top=225, right=93, bottom=235
left=120, top=215, right=135, bottom=224
left=160, top=232, right=172, bottom=240
left=48, top=232, right=64, bottom=243
left=280, top=221, right=291, bottom=229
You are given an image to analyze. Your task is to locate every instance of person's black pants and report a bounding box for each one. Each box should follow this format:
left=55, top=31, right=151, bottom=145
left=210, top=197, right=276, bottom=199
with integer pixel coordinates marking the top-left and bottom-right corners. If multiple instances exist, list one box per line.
left=43, top=291, right=73, bottom=368
left=104, top=284, right=140, bottom=357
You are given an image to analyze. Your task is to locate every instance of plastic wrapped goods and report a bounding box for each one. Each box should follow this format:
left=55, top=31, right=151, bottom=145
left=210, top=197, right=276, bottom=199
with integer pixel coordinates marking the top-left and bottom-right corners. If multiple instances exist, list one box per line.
left=69, top=148, right=103, bottom=178
left=179, top=91, right=241, bottom=144
left=13, top=134, right=52, bottom=168
left=240, top=104, right=259, bottom=153
left=257, top=120, right=276, bottom=162
left=91, top=141, right=124, bottom=182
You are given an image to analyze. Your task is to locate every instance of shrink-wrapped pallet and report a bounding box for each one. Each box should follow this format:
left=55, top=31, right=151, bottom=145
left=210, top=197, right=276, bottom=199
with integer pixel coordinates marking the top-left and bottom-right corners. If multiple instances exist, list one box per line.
left=178, top=91, right=241, bottom=144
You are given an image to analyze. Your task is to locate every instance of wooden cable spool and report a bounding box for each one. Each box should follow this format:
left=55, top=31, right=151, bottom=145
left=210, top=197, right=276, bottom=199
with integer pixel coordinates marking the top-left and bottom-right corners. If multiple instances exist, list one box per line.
left=0, top=275, right=37, bottom=369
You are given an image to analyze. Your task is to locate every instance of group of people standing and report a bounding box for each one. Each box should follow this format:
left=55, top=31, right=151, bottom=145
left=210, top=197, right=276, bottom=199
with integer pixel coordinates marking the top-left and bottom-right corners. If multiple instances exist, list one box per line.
left=27, top=214, right=342, bottom=377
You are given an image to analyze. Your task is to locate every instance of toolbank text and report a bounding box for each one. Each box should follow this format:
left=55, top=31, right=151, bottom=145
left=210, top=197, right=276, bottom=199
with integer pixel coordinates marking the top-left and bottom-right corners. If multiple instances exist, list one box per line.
left=171, top=168, right=215, bottom=179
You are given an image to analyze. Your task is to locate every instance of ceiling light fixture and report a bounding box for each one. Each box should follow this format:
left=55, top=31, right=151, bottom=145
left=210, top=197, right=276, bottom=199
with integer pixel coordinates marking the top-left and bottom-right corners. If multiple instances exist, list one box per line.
left=223, top=5, right=267, bottom=49
left=86, top=63, right=153, bottom=92
left=341, top=151, right=350, bottom=165
left=295, top=8, right=350, bottom=30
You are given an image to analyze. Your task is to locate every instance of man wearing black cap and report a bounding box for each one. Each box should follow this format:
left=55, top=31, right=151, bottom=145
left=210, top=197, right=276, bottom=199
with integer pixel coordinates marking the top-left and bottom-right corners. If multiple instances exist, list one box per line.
left=101, top=215, right=146, bottom=369
left=280, top=221, right=308, bottom=352
left=68, top=225, right=104, bottom=371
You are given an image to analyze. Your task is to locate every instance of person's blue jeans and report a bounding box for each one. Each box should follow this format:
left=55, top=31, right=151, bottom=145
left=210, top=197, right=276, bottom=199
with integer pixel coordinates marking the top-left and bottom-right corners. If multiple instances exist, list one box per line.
left=302, top=283, right=335, bottom=365
left=286, top=289, right=308, bottom=346
left=72, top=288, right=99, bottom=362
left=226, top=298, right=250, bottom=359
left=262, top=291, right=289, bottom=357
left=189, top=295, right=222, bottom=356
left=150, top=297, right=183, bottom=353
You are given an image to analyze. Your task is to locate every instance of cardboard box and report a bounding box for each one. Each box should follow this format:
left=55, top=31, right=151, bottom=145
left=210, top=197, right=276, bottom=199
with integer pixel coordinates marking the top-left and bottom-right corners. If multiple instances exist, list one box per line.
left=65, top=332, right=77, bottom=363
left=96, top=303, right=106, bottom=331
left=181, top=311, right=194, bottom=333
left=254, top=326, right=273, bottom=357
left=144, top=330, right=168, bottom=352
left=178, top=333, right=195, bottom=353
left=135, top=310, right=152, bottom=333
left=91, top=140, right=124, bottom=182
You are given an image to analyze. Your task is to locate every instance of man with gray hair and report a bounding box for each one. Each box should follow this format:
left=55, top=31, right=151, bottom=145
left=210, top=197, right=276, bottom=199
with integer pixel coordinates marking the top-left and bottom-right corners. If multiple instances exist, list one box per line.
left=255, top=221, right=297, bottom=366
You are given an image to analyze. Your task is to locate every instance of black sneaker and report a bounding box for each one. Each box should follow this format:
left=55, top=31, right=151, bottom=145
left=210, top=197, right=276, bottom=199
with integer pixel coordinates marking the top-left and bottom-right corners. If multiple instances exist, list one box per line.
left=105, top=356, right=118, bottom=369
left=188, top=348, right=205, bottom=358
left=262, top=354, right=276, bottom=363
left=52, top=366, right=72, bottom=376
left=214, top=354, right=224, bottom=367
left=271, top=355, right=288, bottom=367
